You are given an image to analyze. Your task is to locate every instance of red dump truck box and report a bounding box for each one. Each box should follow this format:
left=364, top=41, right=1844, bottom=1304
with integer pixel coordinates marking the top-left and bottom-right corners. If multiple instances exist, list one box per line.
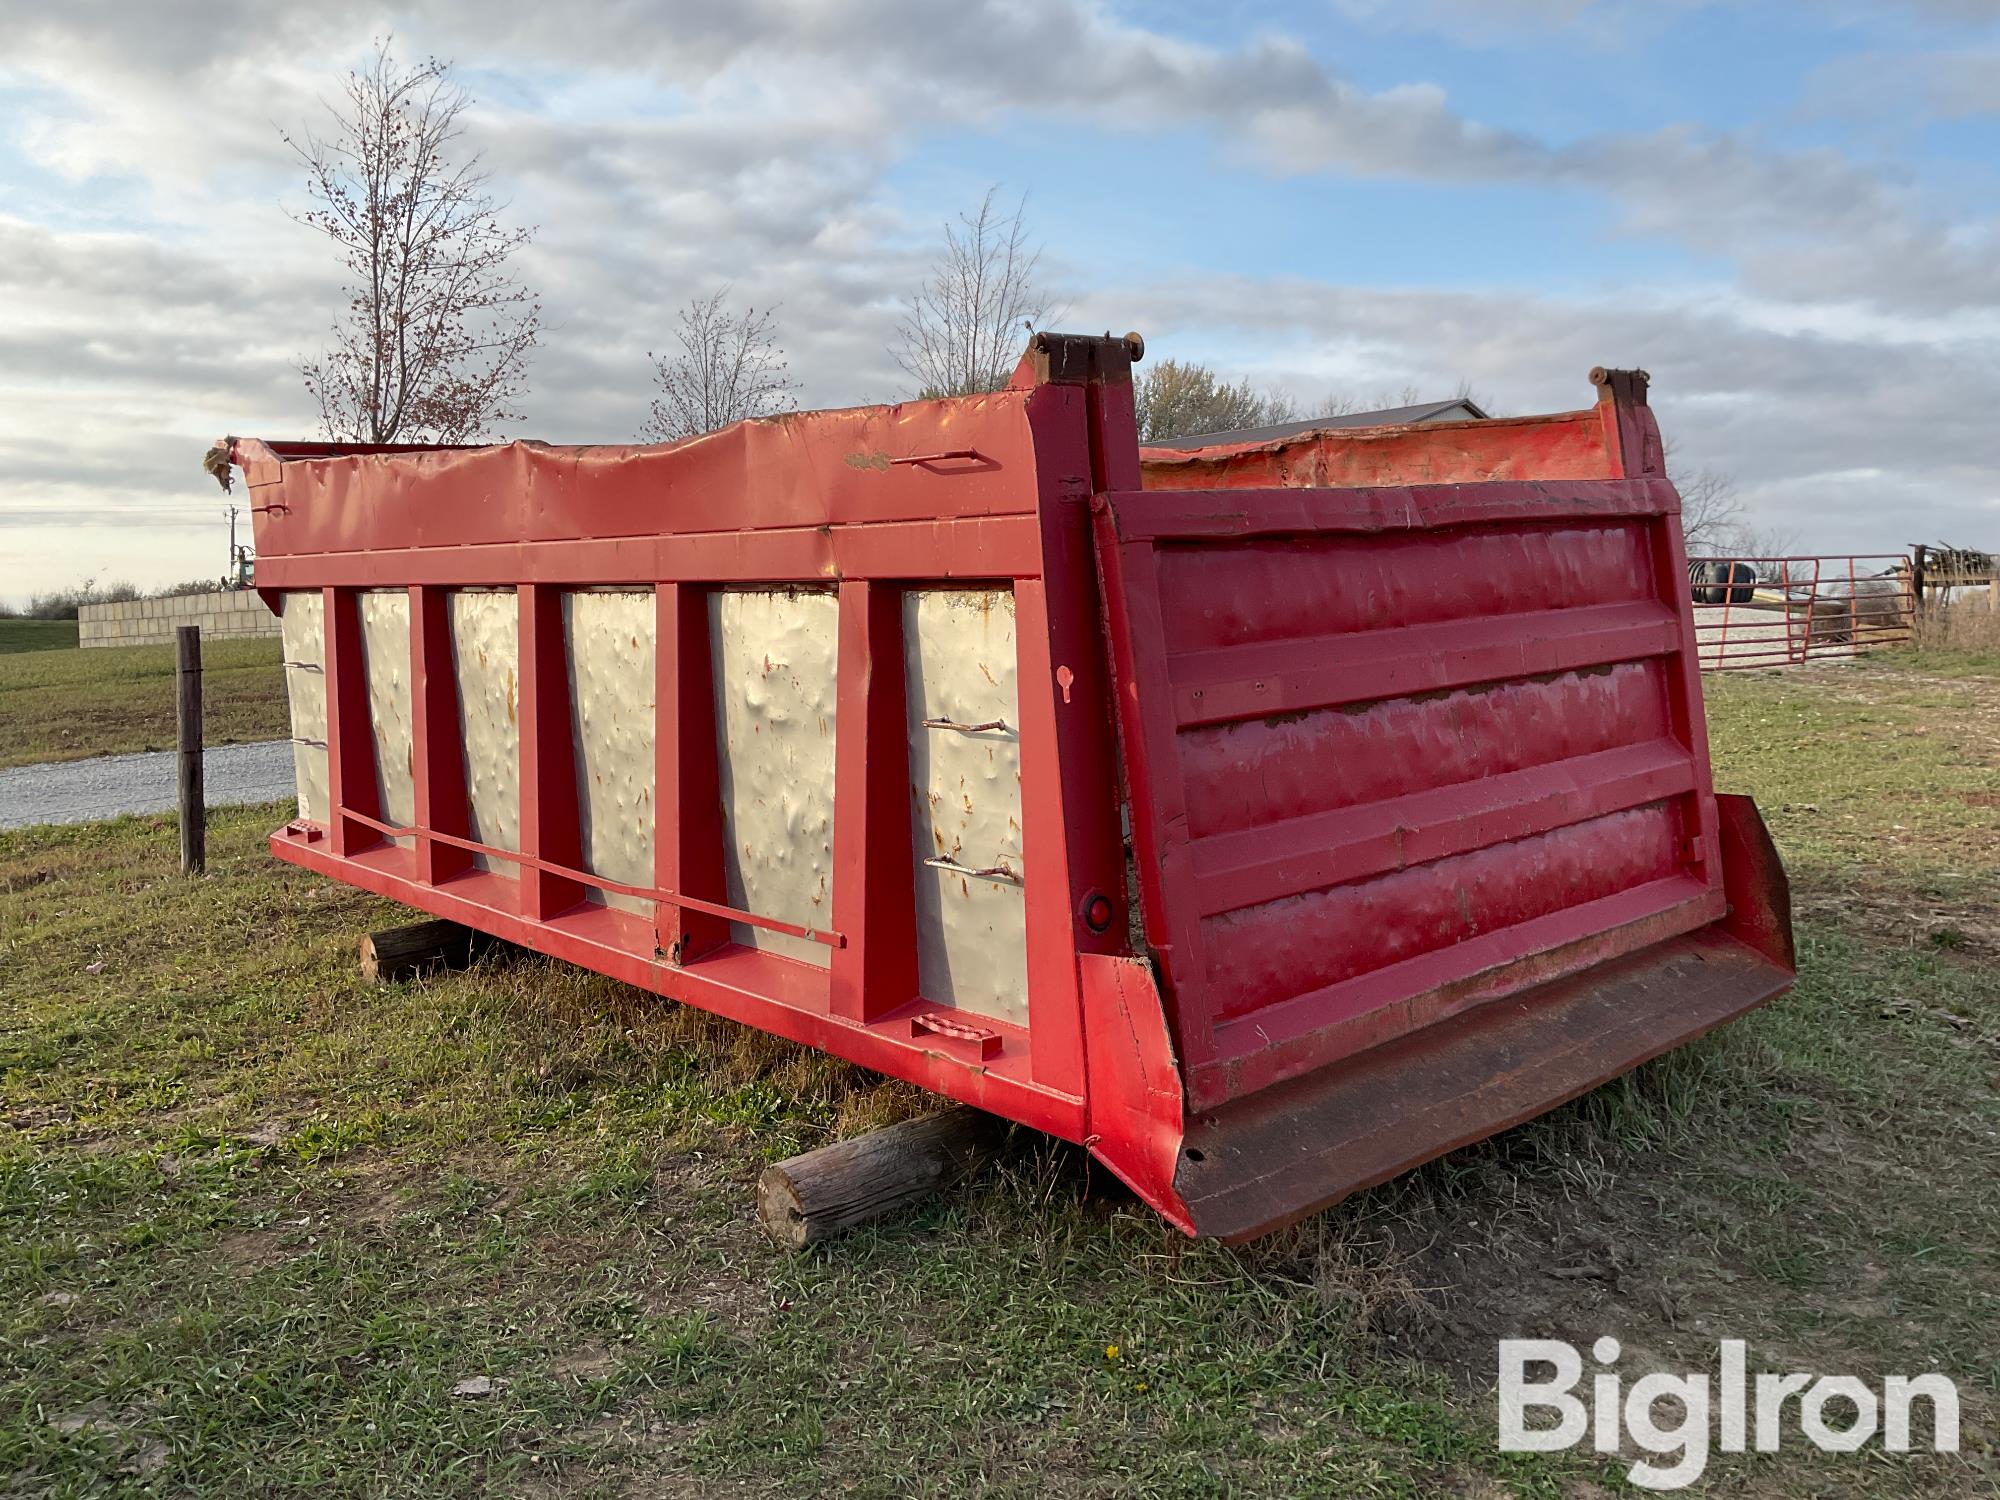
left=232, top=334, right=1793, bottom=1240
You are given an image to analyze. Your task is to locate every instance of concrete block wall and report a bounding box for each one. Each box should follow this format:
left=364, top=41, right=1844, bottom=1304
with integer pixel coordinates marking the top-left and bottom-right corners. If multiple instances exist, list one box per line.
left=77, top=589, right=282, bottom=648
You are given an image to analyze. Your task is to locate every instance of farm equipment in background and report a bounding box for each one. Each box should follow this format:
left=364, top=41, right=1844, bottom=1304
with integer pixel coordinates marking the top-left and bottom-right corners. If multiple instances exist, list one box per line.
left=229, top=336, right=1794, bottom=1241
left=1685, top=555, right=1916, bottom=671
left=1910, top=543, right=2000, bottom=610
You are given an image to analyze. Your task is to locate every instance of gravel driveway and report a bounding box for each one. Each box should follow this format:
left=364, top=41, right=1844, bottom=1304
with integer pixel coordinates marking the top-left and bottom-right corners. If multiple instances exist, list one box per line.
left=0, top=740, right=297, bottom=831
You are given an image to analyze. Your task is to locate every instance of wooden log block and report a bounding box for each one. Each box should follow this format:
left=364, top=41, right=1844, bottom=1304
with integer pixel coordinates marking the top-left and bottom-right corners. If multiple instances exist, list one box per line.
left=757, top=1105, right=1008, bottom=1249
left=359, top=918, right=498, bottom=984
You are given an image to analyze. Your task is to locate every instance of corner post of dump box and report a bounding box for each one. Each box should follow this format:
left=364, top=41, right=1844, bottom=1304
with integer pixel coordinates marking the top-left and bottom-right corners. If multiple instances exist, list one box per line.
left=655, top=582, right=730, bottom=964
left=829, top=579, right=918, bottom=1023
left=321, top=585, right=381, bottom=857
left=1593, top=365, right=1722, bottom=891
left=409, top=584, right=471, bottom=886
left=1018, top=333, right=1151, bottom=1088
left=518, top=583, right=587, bottom=919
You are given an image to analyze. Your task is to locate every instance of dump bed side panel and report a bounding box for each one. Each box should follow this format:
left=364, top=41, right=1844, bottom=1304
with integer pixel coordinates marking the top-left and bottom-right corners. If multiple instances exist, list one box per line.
left=238, top=384, right=1132, bottom=1145
left=1093, top=477, right=1727, bottom=1112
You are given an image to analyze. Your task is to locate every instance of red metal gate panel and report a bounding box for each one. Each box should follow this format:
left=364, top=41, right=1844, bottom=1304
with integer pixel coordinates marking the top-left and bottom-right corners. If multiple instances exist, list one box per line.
left=1092, top=478, right=1728, bottom=1113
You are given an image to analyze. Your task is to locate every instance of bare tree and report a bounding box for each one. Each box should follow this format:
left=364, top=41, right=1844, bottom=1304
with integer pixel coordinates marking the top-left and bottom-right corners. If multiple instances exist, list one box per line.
left=285, top=41, right=542, bottom=444
left=1661, top=435, right=1754, bottom=555
left=1135, top=359, right=1298, bottom=441
left=1675, top=465, right=1745, bottom=554
left=894, top=188, right=1052, bottom=396
left=1450, top=378, right=1492, bottom=413
left=641, top=290, right=798, bottom=442
left=1662, top=443, right=1799, bottom=567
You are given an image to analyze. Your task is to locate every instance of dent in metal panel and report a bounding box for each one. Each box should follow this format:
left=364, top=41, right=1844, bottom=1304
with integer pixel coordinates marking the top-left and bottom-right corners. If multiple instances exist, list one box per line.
left=710, top=589, right=838, bottom=967
left=905, top=589, right=1028, bottom=1027
left=449, top=590, right=521, bottom=877
left=359, top=591, right=417, bottom=849
left=565, top=591, right=656, bottom=916
left=280, top=591, right=328, bottom=824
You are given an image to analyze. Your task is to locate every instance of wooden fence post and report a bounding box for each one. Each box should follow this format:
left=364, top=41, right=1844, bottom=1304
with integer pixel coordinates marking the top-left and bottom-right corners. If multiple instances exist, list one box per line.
left=177, top=625, right=204, bottom=875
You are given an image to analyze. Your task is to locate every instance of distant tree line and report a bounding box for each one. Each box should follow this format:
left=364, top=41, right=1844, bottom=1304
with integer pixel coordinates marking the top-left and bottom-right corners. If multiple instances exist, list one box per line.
left=1, top=579, right=227, bottom=622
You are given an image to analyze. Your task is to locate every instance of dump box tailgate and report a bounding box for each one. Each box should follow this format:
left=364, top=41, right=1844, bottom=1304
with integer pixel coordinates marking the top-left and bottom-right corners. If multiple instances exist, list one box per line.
left=1092, top=477, right=1738, bottom=1114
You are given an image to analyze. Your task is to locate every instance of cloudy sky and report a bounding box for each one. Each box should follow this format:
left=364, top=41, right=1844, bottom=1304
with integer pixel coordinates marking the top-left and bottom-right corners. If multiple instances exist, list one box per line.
left=2, top=1, right=1998, bottom=601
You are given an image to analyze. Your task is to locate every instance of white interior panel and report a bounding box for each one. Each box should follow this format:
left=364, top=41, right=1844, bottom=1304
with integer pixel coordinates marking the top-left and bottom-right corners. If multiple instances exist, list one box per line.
left=710, top=589, right=838, bottom=967
left=359, top=591, right=417, bottom=848
left=280, top=591, right=328, bottom=824
left=449, top=590, right=521, bottom=877
left=565, top=590, right=657, bottom=917
left=905, top=589, right=1028, bottom=1026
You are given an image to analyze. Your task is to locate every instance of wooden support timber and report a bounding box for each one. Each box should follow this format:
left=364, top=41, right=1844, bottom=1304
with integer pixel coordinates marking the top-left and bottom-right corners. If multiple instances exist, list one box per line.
left=359, top=917, right=500, bottom=984
left=756, top=1106, right=1008, bottom=1249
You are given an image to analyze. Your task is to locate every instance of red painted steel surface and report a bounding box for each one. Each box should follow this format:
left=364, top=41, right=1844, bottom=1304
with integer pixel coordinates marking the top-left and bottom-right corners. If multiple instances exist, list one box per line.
left=1138, top=408, right=1624, bottom=491
left=1090, top=474, right=1736, bottom=1113
left=240, top=340, right=1793, bottom=1239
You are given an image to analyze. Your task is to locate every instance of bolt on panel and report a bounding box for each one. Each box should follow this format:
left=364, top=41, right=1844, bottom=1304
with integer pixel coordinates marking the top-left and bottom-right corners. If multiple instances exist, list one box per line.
left=564, top=590, right=657, bottom=915
left=710, top=589, right=839, bottom=966
left=448, top=589, right=522, bottom=876
left=280, top=591, right=329, bottom=823
left=358, top=590, right=417, bottom=849
left=903, top=588, right=1029, bottom=1027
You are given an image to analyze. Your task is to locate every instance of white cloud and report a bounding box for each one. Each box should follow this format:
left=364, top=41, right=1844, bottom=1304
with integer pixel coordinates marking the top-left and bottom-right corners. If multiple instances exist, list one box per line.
left=0, top=0, right=1997, bottom=597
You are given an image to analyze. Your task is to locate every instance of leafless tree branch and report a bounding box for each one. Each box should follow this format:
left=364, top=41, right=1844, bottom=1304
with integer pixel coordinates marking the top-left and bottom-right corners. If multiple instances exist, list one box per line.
left=641, top=289, right=799, bottom=442
left=1675, top=465, right=1745, bottom=554
left=1661, top=437, right=1799, bottom=562
left=894, top=187, right=1052, bottom=396
left=284, top=39, right=541, bottom=444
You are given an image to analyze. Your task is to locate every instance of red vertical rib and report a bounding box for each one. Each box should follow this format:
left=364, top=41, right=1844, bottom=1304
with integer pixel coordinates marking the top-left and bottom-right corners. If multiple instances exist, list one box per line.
left=656, top=583, right=728, bottom=963
left=518, top=584, right=585, bottom=919
left=1016, top=578, right=1090, bottom=1083
left=1648, top=510, right=1722, bottom=888
left=322, top=586, right=379, bottom=857
left=829, top=580, right=918, bottom=1022
left=409, top=584, right=470, bottom=885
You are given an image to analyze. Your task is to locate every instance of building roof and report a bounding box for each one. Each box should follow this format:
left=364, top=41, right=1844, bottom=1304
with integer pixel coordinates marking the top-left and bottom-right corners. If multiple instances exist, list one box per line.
left=1142, top=397, right=1490, bottom=451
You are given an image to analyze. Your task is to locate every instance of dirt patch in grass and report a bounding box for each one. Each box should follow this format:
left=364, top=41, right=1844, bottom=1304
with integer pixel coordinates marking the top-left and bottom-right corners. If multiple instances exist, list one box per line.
left=216, top=1228, right=297, bottom=1271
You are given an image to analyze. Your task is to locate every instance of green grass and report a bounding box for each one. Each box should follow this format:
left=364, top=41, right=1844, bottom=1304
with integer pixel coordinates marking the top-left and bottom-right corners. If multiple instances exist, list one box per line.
left=3, top=656, right=1998, bottom=1496
left=0, top=617, right=80, bottom=654
left=0, top=636, right=287, bottom=768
